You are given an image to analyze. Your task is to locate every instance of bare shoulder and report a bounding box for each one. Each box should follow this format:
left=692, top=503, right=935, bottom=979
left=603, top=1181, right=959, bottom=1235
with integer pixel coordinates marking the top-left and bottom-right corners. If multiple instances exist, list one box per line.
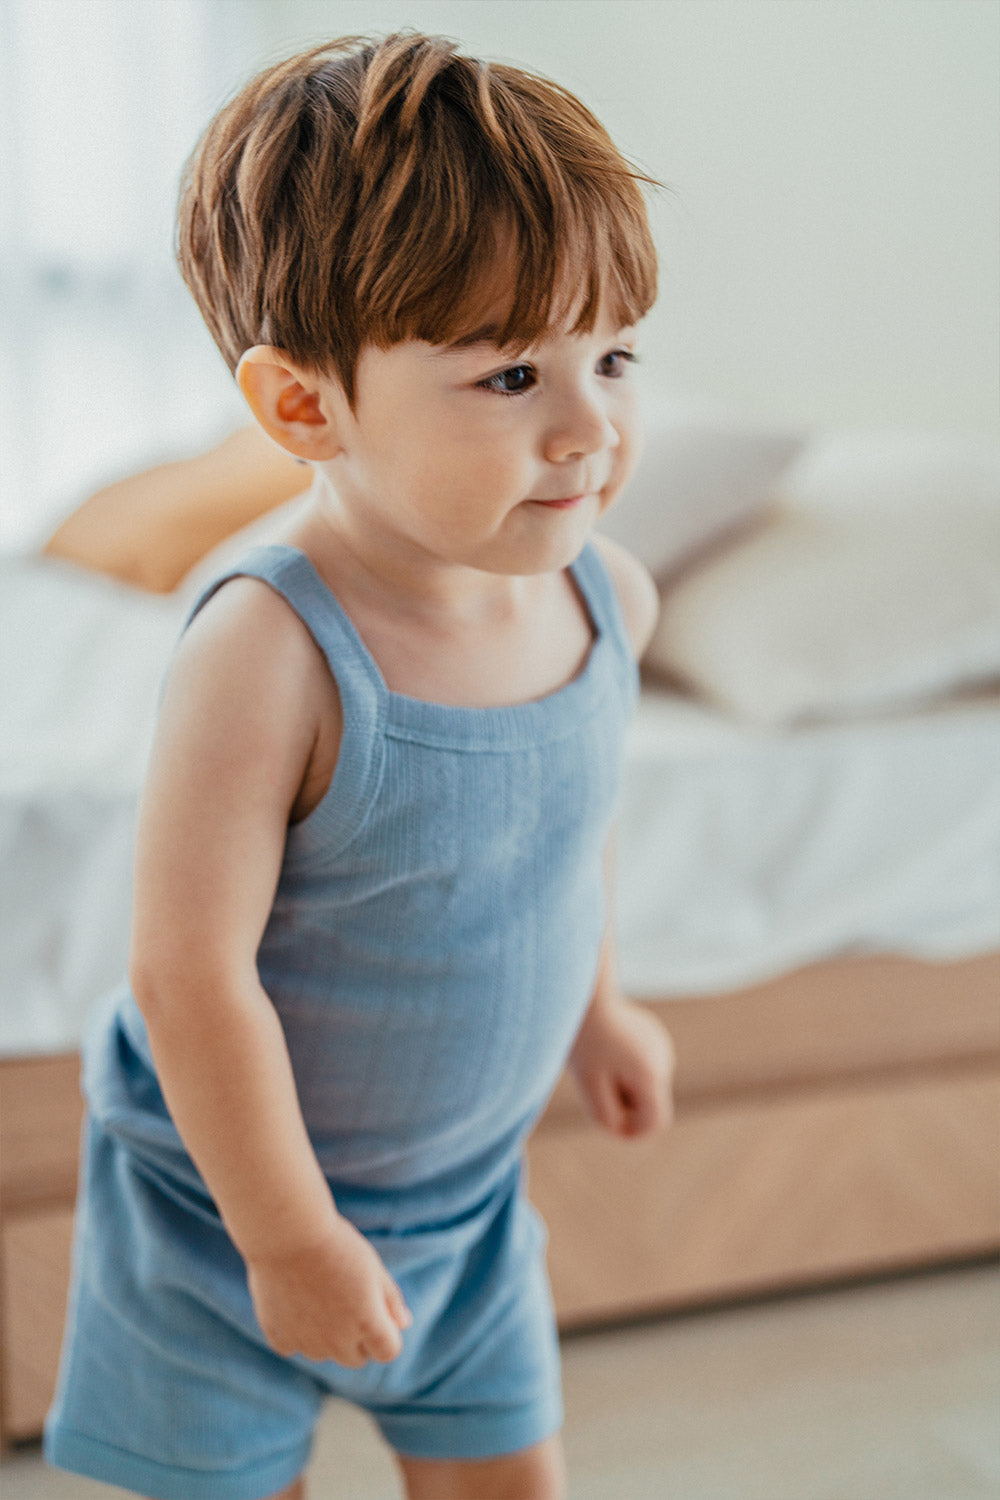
left=131, top=576, right=341, bottom=985
left=590, top=533, right=660, bottom=658
left=160, top=576, right=340, bottom=815
left=174, top=576, right=325, bottom=714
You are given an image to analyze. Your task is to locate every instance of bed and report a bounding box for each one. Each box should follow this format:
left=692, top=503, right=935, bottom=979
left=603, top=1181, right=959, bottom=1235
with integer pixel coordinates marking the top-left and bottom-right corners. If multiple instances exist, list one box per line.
left=2, top=411, right=998, bottom=1445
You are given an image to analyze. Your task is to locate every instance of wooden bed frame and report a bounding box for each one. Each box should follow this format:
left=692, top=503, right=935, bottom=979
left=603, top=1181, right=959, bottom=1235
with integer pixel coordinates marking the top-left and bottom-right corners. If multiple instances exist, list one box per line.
left=2, top=950, right=997, bottom=1445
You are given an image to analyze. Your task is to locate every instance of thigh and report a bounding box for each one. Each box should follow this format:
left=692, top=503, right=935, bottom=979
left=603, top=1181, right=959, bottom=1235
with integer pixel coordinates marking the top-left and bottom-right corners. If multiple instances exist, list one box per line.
left=396, top=1435, right=566, bottom=1500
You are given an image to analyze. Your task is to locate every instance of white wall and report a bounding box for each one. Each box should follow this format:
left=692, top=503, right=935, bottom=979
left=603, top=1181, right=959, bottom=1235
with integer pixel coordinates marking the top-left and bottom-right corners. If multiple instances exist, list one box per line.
left=242, top=0, right=999, bottom=436
left=3, top=0, right=995, bottom=546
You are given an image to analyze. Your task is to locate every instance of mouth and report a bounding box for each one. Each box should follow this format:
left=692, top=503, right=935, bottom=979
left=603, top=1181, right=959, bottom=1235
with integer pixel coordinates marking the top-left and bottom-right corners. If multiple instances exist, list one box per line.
left=528, top=493, right=588, bottom=511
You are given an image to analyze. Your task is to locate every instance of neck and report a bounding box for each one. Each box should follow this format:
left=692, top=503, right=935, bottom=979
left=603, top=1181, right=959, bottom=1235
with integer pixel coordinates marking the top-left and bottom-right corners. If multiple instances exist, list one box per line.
left=302, top=472, right=539, bottom=626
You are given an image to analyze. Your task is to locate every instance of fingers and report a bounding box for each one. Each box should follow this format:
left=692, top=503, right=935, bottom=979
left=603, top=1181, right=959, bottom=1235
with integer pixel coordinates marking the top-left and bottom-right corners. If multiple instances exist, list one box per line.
left=618, top=1027, right=677, bottom=1136
left=590, top=1072, right=630, bottom=1134
left=589, top=1068, right=673, bottom=1138
left=361, top=1325, right=403, bottom=1363
left=613, top=1082, right=654, bottom=1137
left=295, top=1314, right=403, bottom=1367
left=256, top=1289, right=410, bottom=1367
left=356, top=1275, right=412, bottom=1364
left=382, top=1273, right=414, bottom=1331
left=342, top=1243, right=411, bottom=1364
left=627, top=1055, right=675, bottom=1134
left=356, top=1313, right=405, bottom=1364
left=626, top=1079, right=669, bottom=1135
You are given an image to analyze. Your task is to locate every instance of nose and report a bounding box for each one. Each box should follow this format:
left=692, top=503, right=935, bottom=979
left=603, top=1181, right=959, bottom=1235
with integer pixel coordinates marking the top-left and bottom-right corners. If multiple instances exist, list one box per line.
left=543, top=383, right=619, bottom=465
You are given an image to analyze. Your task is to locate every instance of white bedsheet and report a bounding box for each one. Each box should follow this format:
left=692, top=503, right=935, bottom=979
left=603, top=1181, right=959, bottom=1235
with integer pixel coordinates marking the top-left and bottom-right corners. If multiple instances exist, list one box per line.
left=617, top=688, right=1000, bottom=995
left=1, top=558, right=183, bottom=1055
left=3, top=557, right=999, bottom=1055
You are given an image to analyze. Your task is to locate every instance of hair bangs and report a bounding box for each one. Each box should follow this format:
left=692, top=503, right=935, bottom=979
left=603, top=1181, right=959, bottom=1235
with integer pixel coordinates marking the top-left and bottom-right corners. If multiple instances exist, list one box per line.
left=374, top=164, right=657, bottom=359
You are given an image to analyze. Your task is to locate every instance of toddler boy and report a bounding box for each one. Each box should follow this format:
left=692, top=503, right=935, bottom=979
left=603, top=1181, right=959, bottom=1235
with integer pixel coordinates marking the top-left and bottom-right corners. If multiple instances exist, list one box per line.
left=46, top=32, right=674, bottom=1500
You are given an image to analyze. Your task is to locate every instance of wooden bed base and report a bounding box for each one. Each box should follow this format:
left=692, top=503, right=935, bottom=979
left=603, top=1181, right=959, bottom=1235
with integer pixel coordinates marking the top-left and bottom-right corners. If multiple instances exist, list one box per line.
left=2, top=952, right=998, bottom=1445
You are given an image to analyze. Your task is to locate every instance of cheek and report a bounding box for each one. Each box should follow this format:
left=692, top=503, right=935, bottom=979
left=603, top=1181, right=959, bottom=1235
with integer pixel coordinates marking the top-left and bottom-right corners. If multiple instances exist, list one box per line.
left=423, top=426, right=520, bottom=495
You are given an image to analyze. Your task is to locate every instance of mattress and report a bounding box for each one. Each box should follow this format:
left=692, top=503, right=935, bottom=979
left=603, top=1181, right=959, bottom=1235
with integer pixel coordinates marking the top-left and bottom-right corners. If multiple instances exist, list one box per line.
left=618, top=687, right=1000, bottom=995
left=3, top=555, right=999, bottom=1055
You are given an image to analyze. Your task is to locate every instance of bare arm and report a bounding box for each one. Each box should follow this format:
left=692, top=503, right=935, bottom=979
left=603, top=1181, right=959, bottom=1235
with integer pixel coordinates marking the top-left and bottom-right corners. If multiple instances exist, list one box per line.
left=568, top=836, right=675, bottom=1136
left=44, top=426, right=310, bottom=592
left=590, top=531, right=660, bottom=660
left=129, top=579, right=409, bottom=1362
left=568, top=538, right=675, bottom=1135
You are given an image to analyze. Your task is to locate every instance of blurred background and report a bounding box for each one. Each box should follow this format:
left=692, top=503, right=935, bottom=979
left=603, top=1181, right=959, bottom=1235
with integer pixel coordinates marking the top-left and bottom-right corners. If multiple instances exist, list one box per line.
left=1, top=0, right=997, bottom=548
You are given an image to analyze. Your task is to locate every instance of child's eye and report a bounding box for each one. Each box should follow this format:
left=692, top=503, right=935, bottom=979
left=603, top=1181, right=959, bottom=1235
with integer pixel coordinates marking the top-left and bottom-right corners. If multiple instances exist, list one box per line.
left=597, top=349, right=638, bottom=379
left=477, top=364, right=537, bottom=396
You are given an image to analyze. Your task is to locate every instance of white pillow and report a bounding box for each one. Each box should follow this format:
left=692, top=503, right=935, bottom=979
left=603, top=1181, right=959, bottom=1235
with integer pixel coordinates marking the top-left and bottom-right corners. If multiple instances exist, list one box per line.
left=645, top=433, right=1000, bottom=725
left=597, top=393, right=804, bottom=579
left=781, top=428, right=1000, bottom=514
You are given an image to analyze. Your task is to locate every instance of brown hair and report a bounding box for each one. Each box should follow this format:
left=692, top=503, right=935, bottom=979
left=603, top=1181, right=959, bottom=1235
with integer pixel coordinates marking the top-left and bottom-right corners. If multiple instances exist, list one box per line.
left=177, top=32, right=658, bottom=401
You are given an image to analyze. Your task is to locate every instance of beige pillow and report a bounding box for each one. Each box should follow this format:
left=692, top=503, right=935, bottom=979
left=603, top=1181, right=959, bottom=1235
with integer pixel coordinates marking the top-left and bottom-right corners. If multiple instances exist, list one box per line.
left=645, top=495, right=1000, bottom=725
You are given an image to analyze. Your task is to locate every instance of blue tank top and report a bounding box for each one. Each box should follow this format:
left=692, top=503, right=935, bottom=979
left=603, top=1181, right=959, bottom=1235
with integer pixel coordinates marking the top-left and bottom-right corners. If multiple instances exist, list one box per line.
left=86, top=541, right=638, bottom=1233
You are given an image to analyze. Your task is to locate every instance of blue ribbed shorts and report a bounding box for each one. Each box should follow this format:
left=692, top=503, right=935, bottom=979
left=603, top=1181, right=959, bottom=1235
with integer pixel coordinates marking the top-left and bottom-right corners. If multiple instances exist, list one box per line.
left=45, top=1118, right=563, bottom=1500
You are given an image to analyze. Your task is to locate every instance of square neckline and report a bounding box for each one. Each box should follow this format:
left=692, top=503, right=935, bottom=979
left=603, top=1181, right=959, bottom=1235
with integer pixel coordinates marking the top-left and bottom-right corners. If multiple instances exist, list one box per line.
left=277, top=544, right=613, bottom=732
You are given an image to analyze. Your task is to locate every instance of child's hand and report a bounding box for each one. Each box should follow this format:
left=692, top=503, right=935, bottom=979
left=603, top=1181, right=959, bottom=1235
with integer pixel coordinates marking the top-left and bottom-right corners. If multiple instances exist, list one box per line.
left=245, top=1216, right=413, bottom=1367
left=568, top=993, right=675, bottom=1139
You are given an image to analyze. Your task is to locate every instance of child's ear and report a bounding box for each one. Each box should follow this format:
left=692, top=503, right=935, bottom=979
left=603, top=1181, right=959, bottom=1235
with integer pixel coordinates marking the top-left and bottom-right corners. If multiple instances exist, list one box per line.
left=236, top=347, right=343, bottom=461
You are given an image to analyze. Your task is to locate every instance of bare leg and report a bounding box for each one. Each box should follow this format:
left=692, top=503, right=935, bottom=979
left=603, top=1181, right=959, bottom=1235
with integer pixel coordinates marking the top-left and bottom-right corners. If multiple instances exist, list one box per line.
left=395, top=1435, right=566, bottom=1500
left=271, top=1483, right=305, bottom=1500
left=266, top=1483, right=305, bottom=1500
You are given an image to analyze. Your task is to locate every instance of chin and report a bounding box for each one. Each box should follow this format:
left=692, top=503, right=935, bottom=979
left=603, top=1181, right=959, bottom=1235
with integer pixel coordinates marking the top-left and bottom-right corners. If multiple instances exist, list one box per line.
left=467, top=498, right=600, bottom=576
left=492, top=530, right=596, bottom=577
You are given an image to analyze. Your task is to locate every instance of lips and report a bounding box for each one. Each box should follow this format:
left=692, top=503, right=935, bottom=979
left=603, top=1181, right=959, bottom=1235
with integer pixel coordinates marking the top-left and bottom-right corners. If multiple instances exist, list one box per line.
left=530, top=494, right=587, bottom=510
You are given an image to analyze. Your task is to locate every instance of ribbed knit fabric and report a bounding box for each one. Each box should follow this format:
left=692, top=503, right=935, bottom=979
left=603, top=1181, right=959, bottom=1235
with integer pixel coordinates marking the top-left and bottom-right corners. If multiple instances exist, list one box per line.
left=86, top=541, right=638, bottom=1233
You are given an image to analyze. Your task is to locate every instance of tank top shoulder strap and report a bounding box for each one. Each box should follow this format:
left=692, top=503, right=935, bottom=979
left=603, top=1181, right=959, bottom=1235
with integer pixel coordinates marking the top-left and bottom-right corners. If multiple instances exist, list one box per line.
left=569, top=540, right=641, bottom=699
left=184, top=546, right=387, bottom=861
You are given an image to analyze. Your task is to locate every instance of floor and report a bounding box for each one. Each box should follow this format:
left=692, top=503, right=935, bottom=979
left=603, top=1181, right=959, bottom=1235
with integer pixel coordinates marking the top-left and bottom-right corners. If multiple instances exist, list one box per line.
left=4, top=1263, right=997, bottom=1500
